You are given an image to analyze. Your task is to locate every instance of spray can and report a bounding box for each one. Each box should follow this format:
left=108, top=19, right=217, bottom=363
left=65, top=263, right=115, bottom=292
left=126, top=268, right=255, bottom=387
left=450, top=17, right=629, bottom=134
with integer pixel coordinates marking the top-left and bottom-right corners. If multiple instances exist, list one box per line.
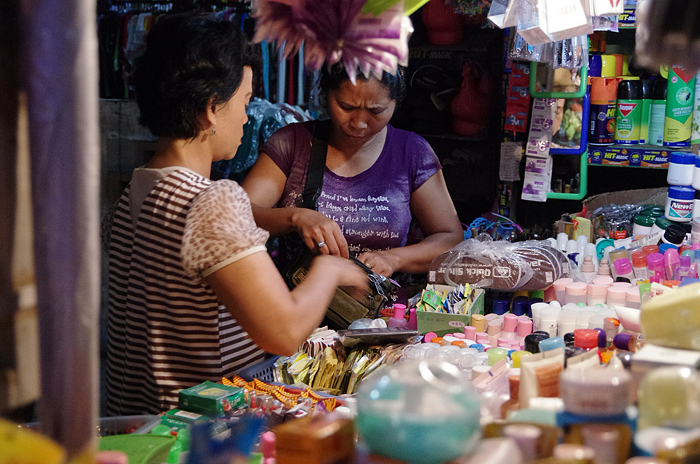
left=663, top=66, right=695, bottom=147
left=648, top=79, right=667, bottom=146
left=615, top=78, right=643, bottom=145
left=640, top=79, right=653, bottom=143
left=589, top=77, right=618, bottom=145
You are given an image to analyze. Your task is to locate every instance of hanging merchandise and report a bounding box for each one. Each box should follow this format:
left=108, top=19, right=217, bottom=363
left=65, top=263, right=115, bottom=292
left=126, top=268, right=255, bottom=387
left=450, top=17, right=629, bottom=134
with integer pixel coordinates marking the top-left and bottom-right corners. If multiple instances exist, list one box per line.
left=590, top=0, right=625, bottom=16
left=451, top=60, right=494, bottom=137
left=252, top=0, right=413, bottom=82
left=421, top=0, right=465, bottom=45
left=663, top=65, right=695, bottom=148
left=487, top=0, right=518, bottom=28
left=522, top=98, right=557, bottom=202
left=505, top=62, right=532, bottom=133
left=445, top=0, right=491, bottom=16
left=362, top=0, right=431, bottom=16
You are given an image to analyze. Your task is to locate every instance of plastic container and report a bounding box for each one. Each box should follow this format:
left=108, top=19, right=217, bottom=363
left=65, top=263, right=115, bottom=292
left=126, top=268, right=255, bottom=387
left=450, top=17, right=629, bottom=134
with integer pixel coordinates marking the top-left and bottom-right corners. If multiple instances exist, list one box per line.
left=694, top=155, right=700, bottom=190
left=581, top=257, right=597, bottom=283
left=692, top=219, right=700, bottom=244
left=388, top=304, right=408, bottom=328
left=587, top=284, right=609, bottom=306
left=666, top=186, right=694, bottom=223
left=238, top=355, right=282, bottom=382
left=511, top=296, right=529, bottom=317
left=667, top=152, right=696, bottom=185
left=592, top=275, right=614, bottom=286
left=625, top=286, right=641, bottom=309
left=606, top=286, right=628, bottom=308
left=553, top=278, right=574, bottom=303
left=558, top=310, right=578, bottom=335
left=632, top=215, right=655, bottom=236
left=573, top=329, right=599, bottom=351
left=565, top=282, right=588, bottom=305
left=355, top=360, right=481, bottom=464
left=646, top=252, right=665, bottom=280
left=631, top=250, right=649, bottom=282
left=560, top=365, right=631, bottom=416
left=539, top=307, right=561, bottom=337
left=649, top=217, right=673, bottom=237
left=576, top=311, right=598, bottom=330
left=661, top=223, right=689, bottom=246
left=637, top=366, right=700, bottom=429
left=612, top=258, right=636, bottom=283
left=99, top=435, right=176, bottom=464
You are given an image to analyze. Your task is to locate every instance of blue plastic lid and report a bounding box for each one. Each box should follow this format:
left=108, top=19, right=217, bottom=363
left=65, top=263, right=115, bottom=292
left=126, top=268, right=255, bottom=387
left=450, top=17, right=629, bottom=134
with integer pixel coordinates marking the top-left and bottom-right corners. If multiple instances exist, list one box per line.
left=670, top=152, right=695, bottom=165
left=539, top=336, right=565, bottom=352
left=511, top=296, right=529, bottom=316
left=658, top=243, right=678, bottom=254
left=695, top=155, right=700, bottom=167
left=492, top=298, right=510, bottom=315
left=668, top=185, right=695, bottom=200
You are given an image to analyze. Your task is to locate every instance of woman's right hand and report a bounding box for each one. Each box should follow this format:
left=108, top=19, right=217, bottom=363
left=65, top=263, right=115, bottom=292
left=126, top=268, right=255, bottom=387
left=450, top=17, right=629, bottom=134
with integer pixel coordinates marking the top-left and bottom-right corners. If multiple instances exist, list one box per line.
left=308, top=254, right=369, bottom=290
left=290, top=208, right=349, bottom=258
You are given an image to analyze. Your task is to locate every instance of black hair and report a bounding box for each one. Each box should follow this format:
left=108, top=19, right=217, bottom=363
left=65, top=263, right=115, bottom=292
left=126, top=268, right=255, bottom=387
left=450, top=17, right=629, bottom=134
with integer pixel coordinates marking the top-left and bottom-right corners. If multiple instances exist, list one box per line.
left=133, top=12, right=259, bottom=139
left=320, top=63, right=407, bottom=105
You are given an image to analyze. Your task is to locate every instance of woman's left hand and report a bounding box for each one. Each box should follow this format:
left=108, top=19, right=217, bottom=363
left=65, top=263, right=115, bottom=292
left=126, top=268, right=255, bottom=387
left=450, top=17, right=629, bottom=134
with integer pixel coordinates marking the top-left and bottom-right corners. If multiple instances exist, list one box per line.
left=356, top=250, right=400, bottom=277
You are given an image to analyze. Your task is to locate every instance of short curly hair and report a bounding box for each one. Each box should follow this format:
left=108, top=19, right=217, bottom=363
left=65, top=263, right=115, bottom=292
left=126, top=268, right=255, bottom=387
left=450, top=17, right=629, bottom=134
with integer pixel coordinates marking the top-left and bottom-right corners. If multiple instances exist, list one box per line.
left=133, top=12, right=258, bottom=139
left=320, top=63, right=407, bottom=105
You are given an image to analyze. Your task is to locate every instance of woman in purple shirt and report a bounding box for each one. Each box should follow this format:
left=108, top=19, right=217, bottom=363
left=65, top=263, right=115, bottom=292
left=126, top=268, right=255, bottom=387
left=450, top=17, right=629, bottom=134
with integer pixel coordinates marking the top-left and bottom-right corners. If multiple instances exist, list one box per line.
left=242, top=64, right=463, bottom=277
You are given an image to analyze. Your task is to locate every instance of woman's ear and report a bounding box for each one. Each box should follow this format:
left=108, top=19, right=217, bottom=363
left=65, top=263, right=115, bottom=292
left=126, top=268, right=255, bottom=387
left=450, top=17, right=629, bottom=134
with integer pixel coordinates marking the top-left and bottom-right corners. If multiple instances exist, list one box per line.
left=202, top=95, right=219, bottom=131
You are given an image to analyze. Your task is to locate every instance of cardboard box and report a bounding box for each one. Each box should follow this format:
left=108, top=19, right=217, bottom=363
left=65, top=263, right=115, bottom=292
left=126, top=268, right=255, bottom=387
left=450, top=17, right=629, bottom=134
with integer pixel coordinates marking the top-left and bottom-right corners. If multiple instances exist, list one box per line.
left=178, top=381, right=245, bottom=417
left=416, top=288, right=484, bottom=336
left=583, top=186, right=667, bottom=212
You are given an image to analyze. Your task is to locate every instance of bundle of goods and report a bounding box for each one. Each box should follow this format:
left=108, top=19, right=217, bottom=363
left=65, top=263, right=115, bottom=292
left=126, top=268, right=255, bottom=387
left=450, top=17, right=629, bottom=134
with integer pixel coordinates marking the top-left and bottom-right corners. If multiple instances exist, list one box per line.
left=428, top=234, right=570, bottom=290
left=271, top=327, right=415, bottom=395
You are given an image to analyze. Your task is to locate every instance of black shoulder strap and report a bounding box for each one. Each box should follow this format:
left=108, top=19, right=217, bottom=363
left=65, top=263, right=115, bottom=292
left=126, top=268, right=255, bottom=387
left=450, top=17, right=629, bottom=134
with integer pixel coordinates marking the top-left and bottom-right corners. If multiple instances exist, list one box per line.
left=301, top=119, right=330, bottom=210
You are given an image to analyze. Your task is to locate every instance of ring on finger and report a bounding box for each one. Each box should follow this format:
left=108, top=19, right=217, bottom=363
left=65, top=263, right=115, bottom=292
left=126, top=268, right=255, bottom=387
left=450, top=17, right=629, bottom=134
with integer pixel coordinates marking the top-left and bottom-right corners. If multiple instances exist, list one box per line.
left=317, top=241, right=326, bottom=248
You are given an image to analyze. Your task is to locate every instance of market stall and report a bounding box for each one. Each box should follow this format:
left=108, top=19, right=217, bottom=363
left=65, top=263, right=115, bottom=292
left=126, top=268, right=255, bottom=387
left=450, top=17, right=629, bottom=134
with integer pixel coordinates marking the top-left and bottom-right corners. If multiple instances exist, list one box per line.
left=4, top=0, right=700, bottom=463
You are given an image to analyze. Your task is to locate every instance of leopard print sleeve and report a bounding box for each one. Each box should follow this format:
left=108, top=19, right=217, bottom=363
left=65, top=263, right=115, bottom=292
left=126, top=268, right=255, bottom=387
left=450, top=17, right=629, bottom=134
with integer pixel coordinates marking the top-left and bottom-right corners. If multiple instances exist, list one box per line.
left=182, top=180, right=270, bottom=279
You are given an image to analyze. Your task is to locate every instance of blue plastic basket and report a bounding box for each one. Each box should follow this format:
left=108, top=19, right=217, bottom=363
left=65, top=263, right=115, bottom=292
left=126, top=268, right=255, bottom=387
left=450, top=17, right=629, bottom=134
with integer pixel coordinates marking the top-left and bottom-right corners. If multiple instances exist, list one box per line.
left=237, top=356, right=281, bottom=382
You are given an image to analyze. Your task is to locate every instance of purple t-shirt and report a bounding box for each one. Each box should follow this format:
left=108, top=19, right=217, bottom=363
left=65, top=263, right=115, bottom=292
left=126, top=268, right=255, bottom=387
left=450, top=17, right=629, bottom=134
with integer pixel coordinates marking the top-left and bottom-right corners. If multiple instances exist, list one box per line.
left=261, top=121, right=441, bottom=254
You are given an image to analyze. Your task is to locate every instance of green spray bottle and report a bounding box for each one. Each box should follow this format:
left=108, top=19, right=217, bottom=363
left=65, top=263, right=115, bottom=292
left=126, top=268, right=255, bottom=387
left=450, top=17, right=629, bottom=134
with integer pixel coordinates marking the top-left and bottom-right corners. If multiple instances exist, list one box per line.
left=663, top=65, right=695, bottom=147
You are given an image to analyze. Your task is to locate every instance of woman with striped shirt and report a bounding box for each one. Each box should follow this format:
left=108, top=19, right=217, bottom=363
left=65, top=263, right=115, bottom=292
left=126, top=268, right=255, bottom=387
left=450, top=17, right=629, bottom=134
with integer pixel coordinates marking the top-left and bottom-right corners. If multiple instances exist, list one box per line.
left=104, top=13, right=367, bottom=415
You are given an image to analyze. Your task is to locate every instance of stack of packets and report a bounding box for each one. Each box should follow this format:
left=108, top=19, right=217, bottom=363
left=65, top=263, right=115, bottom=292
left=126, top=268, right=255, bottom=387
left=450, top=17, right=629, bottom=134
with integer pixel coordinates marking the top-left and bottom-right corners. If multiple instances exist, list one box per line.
left=415, top=283, right=475, bottom=314
left=272, top=328, right=405, bottom=395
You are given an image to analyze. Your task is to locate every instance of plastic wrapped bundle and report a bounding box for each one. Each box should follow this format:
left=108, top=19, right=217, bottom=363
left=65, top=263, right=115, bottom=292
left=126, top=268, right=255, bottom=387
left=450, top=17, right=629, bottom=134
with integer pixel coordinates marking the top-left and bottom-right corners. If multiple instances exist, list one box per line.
left=428, top=234, right=570, bottom=291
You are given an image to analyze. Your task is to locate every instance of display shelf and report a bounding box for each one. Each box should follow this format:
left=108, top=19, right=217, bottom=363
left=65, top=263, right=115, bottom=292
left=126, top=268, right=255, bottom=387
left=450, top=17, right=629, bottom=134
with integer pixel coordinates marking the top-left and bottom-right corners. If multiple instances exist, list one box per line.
left=587, top=144, right=690, bottom=168
left=547, top=150, right=589, bottom=200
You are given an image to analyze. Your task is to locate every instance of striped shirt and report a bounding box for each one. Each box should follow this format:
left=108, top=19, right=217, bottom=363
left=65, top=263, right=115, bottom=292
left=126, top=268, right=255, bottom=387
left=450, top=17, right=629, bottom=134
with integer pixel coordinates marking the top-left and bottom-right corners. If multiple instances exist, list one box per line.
left=105, top=168, right=268, bottom=415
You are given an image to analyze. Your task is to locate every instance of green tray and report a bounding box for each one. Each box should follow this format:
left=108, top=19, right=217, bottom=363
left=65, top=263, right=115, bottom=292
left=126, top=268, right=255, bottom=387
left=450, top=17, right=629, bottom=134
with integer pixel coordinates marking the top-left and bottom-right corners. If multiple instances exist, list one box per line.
left=99, top=434, right=175, bottom=464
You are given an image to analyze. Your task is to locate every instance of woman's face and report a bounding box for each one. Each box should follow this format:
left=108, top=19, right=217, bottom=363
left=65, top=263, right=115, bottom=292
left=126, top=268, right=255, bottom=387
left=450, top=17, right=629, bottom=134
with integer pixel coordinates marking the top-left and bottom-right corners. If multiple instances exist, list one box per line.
left=213, top=66, right=253, bottom=161
left=327, top=77, right=396, bottom=147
